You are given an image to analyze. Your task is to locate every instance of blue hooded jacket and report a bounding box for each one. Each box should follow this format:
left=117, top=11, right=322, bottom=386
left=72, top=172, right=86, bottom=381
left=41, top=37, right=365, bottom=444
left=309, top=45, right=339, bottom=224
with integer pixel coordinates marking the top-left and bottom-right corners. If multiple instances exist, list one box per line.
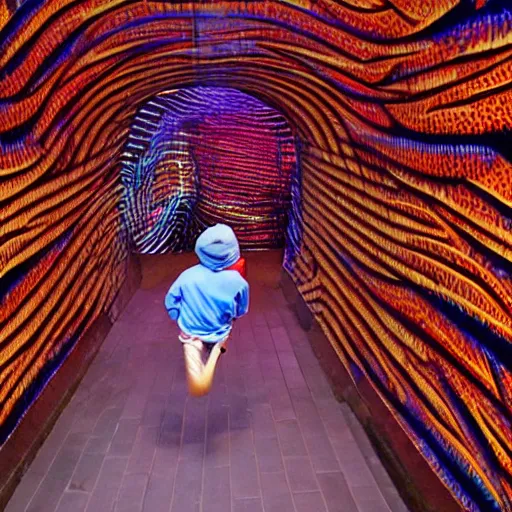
left=165, top=224, right=250, bottom=342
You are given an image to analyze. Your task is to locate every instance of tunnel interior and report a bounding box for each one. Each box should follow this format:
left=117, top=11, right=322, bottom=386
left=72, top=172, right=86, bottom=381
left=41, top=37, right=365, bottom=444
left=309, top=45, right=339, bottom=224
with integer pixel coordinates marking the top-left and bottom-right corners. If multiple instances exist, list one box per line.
left=120, top=86, right=298, bottom=253
left=2, top=1, right=512, bottom=511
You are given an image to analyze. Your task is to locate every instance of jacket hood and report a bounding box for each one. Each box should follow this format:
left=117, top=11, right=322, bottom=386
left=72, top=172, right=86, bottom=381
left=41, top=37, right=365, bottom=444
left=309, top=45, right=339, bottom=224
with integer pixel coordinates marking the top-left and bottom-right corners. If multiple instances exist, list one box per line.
left=195, top=224, right=240, bottom=271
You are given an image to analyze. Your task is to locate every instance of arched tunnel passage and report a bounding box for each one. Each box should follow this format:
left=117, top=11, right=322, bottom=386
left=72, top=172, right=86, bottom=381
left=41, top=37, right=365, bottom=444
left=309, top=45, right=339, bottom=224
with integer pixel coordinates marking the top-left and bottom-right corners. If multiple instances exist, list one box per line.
left=2, top=2, right=512, bottom=512
left=119, top=86, right=301, bottom=254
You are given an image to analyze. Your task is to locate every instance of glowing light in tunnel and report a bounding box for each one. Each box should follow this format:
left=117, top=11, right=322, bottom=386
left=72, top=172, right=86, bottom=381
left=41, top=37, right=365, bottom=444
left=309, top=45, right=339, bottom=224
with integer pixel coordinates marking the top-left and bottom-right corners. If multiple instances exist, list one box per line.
left=120, top=87, right=298, bottom=254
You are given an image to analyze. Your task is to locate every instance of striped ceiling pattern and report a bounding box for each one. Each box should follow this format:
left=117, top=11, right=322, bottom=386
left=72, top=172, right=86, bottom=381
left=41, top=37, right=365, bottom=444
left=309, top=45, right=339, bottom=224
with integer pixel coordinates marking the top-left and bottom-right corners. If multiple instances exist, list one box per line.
left=1, top=1, right=512, bottom=510
left=120, top=87, right=296, bottom=253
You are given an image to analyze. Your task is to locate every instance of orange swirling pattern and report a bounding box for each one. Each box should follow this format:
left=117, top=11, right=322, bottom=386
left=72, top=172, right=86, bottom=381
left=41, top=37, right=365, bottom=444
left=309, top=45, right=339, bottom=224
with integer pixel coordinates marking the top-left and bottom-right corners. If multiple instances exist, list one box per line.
left=1, top=1, right=512, bottom=510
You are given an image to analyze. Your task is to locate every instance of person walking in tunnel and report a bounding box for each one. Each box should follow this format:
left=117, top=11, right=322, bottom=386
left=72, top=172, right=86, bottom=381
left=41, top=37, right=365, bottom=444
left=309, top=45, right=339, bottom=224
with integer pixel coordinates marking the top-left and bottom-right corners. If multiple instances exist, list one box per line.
left=165, top=224, right=249, bottom=396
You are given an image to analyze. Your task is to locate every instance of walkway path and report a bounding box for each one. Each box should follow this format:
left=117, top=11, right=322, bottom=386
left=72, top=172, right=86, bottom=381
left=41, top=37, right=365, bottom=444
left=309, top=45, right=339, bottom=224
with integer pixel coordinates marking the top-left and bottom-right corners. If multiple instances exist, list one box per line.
left=6, top=252, right=409, bottom=512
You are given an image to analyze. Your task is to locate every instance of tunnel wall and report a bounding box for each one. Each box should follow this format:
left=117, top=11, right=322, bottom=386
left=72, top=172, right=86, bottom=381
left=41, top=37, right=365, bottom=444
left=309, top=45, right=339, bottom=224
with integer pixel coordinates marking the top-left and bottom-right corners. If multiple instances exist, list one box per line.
left=1, top=2, right=512, bottom=511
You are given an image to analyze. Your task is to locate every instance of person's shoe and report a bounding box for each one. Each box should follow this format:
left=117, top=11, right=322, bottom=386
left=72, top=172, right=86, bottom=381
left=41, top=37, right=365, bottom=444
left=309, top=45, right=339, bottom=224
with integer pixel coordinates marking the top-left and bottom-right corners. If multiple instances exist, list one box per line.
left=219, top=339, right=228, bottom=354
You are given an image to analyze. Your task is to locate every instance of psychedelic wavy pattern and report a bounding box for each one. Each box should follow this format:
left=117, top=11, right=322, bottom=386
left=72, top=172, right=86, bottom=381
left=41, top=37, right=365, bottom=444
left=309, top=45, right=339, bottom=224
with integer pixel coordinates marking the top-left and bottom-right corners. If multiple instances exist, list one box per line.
left=1, top=1, right=512, bottom=510
left=120, top=87, right=296, bottom=253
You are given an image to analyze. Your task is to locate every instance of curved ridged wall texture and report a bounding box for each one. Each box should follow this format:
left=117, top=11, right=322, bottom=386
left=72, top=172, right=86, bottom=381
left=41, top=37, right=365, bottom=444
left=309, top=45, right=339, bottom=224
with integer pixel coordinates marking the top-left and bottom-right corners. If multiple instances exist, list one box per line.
left=120, top=87, right=296, bottom=253
left=1, top=1, right=512, bottom=510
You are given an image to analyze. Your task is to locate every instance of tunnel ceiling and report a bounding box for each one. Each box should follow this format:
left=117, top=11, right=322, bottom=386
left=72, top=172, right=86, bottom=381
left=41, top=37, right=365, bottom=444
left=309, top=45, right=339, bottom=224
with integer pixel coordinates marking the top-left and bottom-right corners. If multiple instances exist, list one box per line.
left=2, top=2, right=512, bottom=510
left=120, top=87, right=296, bottom=253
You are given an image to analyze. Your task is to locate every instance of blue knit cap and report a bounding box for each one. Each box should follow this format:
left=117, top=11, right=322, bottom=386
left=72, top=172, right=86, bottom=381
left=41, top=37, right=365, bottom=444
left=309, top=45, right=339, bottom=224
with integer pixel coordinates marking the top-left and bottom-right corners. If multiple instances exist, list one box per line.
left=195, top=224, right=240, bottom=271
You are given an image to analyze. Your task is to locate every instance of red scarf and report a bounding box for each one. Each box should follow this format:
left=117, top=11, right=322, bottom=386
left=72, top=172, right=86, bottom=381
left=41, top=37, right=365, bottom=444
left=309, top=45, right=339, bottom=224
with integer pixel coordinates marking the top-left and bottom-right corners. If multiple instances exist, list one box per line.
left=226, top=257, right=247, bottom=279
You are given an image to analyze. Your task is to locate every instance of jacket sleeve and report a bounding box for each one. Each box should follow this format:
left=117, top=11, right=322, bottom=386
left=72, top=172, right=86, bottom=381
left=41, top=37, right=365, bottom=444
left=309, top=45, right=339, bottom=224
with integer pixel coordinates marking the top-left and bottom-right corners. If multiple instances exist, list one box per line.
left=234, top=280, right=250, bottom=318
left=165, top=276, right=182, bottom=321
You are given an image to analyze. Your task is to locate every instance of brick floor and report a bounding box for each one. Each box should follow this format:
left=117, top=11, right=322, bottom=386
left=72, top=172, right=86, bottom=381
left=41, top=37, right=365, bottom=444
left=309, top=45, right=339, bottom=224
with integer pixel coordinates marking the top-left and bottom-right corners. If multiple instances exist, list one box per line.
left=6, top=252, right=409, bottom=512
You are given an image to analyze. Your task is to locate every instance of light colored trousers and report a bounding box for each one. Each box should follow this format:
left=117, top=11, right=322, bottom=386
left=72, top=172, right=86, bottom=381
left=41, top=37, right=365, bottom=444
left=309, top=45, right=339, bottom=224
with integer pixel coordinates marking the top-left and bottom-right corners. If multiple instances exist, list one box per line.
left=181, top=334, right=227, bottom=397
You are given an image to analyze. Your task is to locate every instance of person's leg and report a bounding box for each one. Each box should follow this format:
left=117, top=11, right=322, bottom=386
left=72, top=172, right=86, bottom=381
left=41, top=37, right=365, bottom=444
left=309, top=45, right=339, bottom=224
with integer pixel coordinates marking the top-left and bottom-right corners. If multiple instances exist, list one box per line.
left=198, top=333, right=232, bottom=393
left=182, top=339, right=209, bottom=396
left=199, top=343, right=224, bottom=393
left=182, top=339, right=225, bottom=397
